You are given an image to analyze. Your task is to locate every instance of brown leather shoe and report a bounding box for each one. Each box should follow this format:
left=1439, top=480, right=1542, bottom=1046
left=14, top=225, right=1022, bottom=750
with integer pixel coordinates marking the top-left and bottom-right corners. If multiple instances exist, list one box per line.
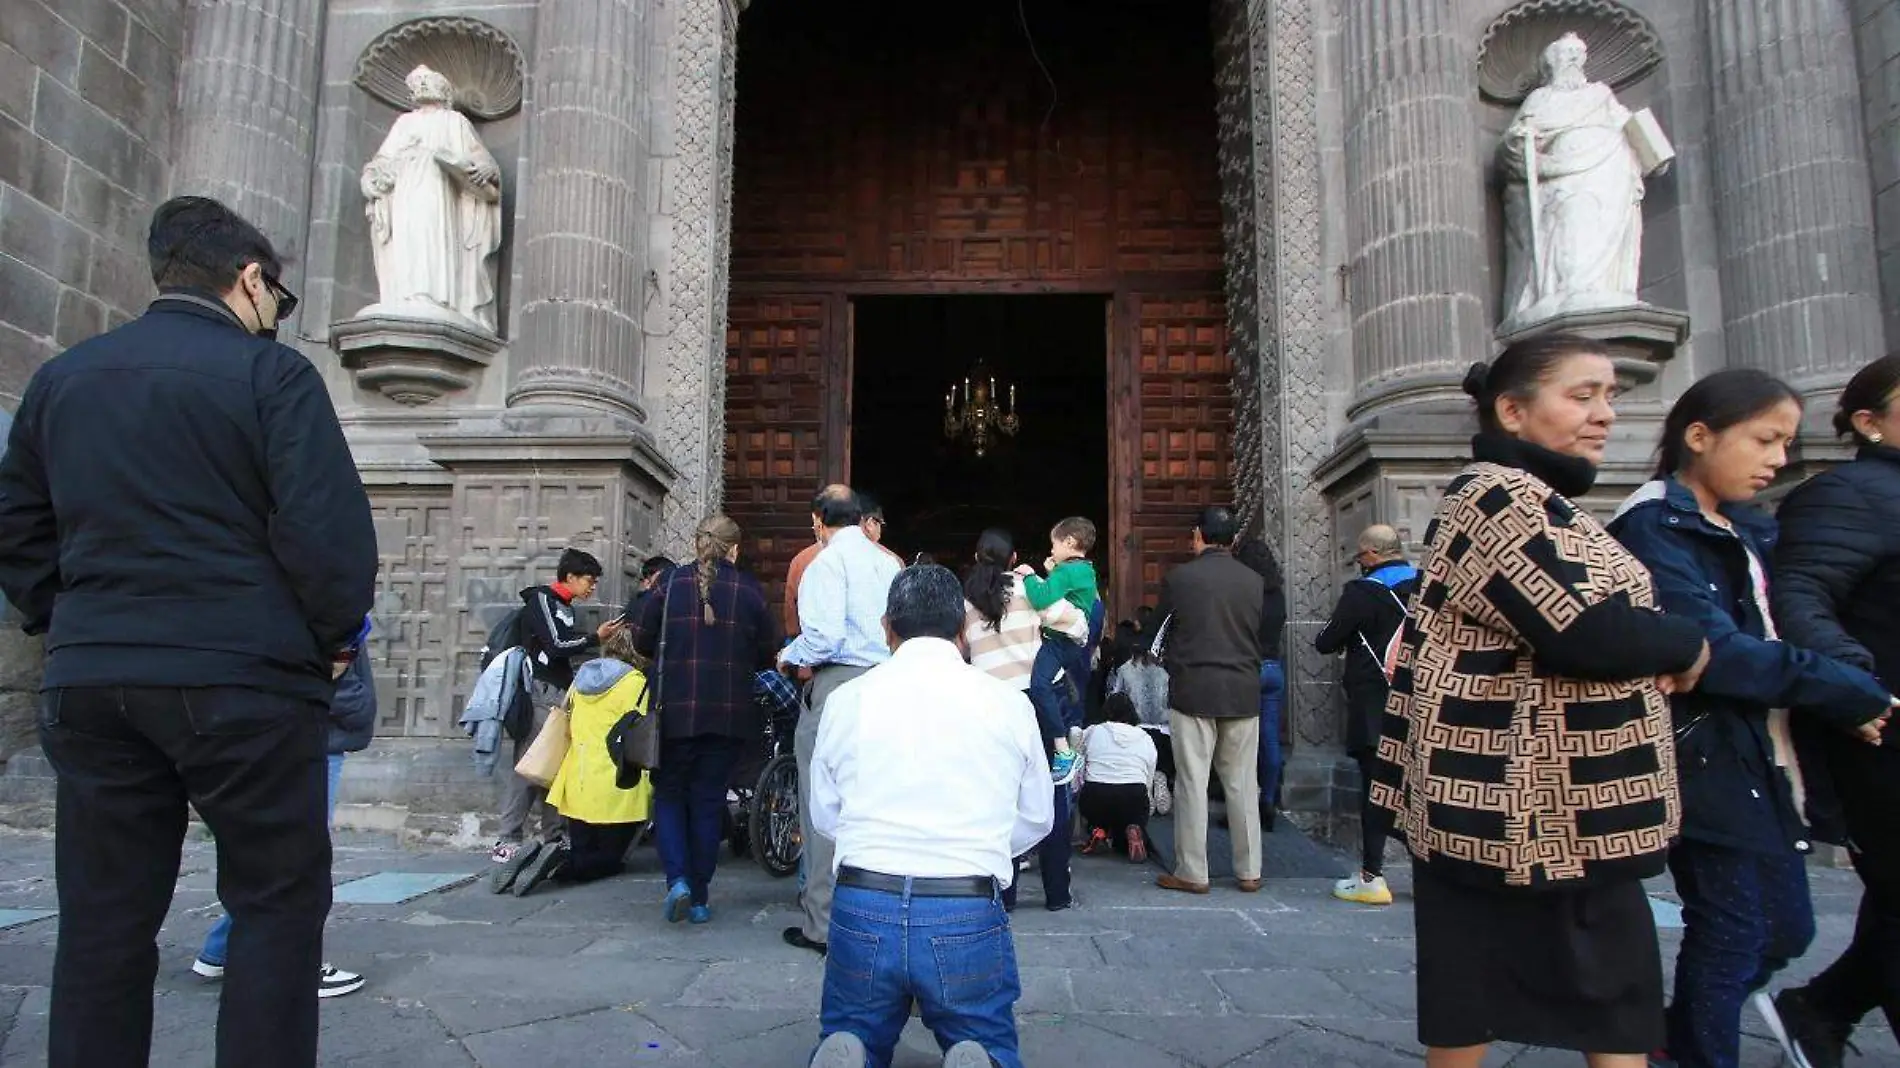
left=1156, top=873, right=1211, bottom=895
left=1236, top=878, right=1263, bottom=893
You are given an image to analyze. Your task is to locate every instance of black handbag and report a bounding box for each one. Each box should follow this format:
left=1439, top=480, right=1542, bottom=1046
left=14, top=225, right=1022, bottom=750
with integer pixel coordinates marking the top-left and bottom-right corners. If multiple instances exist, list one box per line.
left=609, top=569, right=672, bottom=787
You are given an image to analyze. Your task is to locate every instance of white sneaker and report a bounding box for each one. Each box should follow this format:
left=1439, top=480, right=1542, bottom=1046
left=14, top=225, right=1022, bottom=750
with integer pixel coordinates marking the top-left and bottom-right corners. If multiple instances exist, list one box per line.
left=811, top=1031, right=867, bottom=1068
left=1150, top=774, right=1173, bottom=816
left=943, top=1040, right=992, bottom=1068
left=191, top=958, right=225, bottom=980
left=1331, top=872, right=1394, bottom=905
left=318, top=963, right=365, bottom=999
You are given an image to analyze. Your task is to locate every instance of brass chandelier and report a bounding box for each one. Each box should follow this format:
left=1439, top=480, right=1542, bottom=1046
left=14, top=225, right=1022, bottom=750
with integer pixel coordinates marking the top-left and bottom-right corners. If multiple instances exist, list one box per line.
left=943, top=362, right=1019, bottom=458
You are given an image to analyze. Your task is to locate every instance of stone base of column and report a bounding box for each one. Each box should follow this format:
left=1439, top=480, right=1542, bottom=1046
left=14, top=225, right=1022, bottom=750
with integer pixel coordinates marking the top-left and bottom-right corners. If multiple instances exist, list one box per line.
left=1277, top=743, right=1359, bottom=828
left=420, top=412, right=679, bottom=615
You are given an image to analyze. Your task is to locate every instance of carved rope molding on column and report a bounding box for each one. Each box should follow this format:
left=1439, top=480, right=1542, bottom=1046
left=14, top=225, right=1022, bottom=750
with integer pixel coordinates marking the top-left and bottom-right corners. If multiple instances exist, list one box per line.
left=1260, top=0, right=1339, bottom=749
left=651, top=0, right=745, bottom=560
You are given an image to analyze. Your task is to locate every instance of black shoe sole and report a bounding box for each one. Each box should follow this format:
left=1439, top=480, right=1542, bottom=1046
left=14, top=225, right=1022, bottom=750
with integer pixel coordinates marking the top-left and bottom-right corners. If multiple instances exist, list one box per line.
left=512, top=845, right=567, bottom=897
left=781, top=926, right=827, bottom=956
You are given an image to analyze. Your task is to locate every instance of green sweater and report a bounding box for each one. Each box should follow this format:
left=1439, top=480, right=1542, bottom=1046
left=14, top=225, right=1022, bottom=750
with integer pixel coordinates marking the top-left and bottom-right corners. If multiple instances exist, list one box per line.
left=1023, top=559, right=1100, bottom=617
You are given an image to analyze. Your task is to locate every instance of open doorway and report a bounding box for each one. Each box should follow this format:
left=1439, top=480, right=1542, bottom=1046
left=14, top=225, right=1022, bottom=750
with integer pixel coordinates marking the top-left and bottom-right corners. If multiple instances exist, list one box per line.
left=850, top=295, right=1110, bottom=592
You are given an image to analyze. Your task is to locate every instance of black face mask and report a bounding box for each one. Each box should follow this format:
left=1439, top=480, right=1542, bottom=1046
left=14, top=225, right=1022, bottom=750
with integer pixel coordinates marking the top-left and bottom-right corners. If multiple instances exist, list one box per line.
left=241, top=285, right=278, bottom=341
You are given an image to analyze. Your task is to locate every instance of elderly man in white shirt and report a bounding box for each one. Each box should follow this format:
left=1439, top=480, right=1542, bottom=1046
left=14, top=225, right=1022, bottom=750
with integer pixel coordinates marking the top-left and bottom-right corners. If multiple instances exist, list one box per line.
left=779, top=489, right=902, bottom=955
left=805, top=565, right=1052, bottom=1068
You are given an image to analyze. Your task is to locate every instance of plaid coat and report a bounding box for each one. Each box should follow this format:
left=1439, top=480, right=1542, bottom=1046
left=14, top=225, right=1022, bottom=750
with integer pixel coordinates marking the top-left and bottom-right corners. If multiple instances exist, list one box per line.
left=632, top=562, right=782, bottom=741
left=1369, top=435, right=1705, bottom=890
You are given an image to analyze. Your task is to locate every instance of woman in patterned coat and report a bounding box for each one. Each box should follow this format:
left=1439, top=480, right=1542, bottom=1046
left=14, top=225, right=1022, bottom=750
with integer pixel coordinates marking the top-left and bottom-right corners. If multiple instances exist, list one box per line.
left=1368, top=333, right=1710, bottom=1067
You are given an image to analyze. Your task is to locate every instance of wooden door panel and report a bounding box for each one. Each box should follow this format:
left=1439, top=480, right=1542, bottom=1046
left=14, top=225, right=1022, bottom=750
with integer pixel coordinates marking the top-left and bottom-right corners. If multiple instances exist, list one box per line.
left=1128, top=293, right=1232, bottom=607
left=724, top=295, right=830, bottom=612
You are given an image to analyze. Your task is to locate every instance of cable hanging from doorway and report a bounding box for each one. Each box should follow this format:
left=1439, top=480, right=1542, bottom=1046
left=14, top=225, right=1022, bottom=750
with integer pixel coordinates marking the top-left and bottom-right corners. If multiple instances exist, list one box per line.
left=1017, top=0, right=1078, bottom=176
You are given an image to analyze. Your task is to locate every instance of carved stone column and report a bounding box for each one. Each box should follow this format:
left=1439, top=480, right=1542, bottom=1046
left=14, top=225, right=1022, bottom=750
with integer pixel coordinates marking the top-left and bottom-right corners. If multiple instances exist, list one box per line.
left=172, top=0, right=328, bottom=299
left=1340, top=0, right=1489, bottom=420
left=508, top=0, right=651, bottom=418
left=1705, top=0, right=1884, bottom=399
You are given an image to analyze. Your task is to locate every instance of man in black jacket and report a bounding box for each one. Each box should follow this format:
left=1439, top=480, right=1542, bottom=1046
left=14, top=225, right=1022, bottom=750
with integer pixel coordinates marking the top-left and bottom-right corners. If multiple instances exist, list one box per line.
left=492, top=548, right=620, bottom=872
left=1314, top=524, right=1418, bottom=905
left=1145, top=506, right=1267, bottom=895
left=0, top=196, right=377, bottom=1068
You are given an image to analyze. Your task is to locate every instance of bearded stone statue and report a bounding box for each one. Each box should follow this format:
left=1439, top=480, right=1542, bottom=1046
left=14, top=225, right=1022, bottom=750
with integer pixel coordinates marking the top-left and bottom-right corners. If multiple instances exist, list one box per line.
left=1498, top=34, right=1673, bottom=334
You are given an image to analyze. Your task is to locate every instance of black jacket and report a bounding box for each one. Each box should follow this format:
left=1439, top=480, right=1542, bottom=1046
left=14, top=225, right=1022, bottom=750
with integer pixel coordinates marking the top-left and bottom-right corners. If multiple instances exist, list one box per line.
left=1147, top=548, right=1266, bottom=719
left=1772, top=445, right=1900, bottom=842
left=1610, top=477, right=1889, bottom=853
left=0, top=292, right=377, bottom=704
left=1314, top=560, right=1420, bottom=753
left=521, top=583, right=598, bottom=690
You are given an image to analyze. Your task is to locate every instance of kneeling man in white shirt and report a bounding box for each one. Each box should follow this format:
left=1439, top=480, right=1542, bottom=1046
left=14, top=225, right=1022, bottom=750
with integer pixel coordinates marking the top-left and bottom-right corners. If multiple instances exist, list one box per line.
left=806, top=564, right=1054, bottom=1068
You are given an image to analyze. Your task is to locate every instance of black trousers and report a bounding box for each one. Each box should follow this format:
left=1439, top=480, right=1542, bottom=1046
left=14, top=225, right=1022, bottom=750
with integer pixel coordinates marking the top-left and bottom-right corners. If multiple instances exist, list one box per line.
left=38, top=686, right=332, bottom=1068
left=1357, top=752, right=1388, bottom=877
left=1804, top=745, right=1900, bottom=1033
left=1078, top=782, right=1149, bottom=850
left=558, top=819, right=641, bottom=883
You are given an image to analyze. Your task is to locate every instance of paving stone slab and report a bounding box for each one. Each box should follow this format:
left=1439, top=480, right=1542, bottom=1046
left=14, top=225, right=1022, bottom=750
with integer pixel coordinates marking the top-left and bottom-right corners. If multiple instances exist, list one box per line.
left=0, top=909, right=54, bottom=930
left=333, top=872, right=478, bottom=905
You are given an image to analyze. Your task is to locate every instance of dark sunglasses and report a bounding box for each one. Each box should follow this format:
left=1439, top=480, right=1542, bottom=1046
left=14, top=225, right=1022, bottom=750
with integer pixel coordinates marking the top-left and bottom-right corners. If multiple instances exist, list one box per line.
left=261, top=271, right=299, bottom=320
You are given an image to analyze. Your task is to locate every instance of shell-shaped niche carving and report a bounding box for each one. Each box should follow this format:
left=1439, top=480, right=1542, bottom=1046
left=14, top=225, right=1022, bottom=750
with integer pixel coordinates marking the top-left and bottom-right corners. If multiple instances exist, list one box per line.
left=1477, top=0, right=1663, bottom=105
left=354, top=17, right=526, bottom=120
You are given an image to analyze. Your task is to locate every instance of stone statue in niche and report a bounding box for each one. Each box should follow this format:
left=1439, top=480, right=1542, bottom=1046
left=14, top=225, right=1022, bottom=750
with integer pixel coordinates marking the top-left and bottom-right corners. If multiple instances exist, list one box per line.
left=361, top=65, right=503, bottom=333
left=1498, top=33, right=1674, bottom=335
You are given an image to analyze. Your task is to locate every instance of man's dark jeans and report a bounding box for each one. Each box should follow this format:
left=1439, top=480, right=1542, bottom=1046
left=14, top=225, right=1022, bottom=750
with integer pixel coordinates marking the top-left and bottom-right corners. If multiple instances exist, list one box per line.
left=652, top=734, right=745, bottom=906
left=38, top=686, right=331, bottom=1068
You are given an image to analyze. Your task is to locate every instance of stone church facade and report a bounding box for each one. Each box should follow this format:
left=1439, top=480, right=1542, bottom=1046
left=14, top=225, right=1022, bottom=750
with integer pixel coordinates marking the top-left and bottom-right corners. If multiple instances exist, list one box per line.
left=0, top=0, right=1894, bottom=831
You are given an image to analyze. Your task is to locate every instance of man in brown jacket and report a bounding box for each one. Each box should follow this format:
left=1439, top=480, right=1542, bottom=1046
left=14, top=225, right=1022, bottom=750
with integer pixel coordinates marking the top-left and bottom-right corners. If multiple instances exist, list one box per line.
left=1146, top=506, right=1267, bottom=894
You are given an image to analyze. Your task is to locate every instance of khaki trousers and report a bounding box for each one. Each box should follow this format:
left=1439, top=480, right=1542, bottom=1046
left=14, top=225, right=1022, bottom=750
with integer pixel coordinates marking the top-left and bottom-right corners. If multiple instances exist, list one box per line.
left=1168, top=709, right=1261, bottom=884
left=794, top=664, right=873, bottom=943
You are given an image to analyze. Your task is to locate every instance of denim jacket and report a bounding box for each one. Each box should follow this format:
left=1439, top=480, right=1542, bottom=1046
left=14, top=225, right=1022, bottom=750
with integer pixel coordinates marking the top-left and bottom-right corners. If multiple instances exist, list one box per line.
left=1609, top=477, right=1890, bottom=854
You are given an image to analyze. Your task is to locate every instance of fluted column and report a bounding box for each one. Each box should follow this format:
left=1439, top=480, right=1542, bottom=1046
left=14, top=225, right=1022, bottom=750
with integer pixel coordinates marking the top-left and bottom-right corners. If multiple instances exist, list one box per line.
left=172, top=0, right=327, bottom=298
left=510, top=0, right=650, bottom=418
left=1341, top=0, right=1489, bottom=419
left=1706, top=0, right=1884, bottom=394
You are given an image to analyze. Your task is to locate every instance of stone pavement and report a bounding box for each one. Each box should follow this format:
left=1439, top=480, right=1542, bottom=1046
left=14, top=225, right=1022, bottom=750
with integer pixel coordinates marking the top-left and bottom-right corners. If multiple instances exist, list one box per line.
left=0, top=824, right=1894, bottom=1068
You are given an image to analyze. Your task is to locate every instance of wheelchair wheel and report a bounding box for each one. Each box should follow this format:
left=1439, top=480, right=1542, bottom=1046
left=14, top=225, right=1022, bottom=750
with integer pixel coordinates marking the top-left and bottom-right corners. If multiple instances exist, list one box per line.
left=749, top=752, right=801, bottom=878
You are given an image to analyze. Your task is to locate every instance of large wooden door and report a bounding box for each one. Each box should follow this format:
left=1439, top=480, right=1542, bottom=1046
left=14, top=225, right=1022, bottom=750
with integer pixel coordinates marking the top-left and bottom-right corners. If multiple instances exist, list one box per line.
left=1118, top=293, right=1233, bottom=611
left=723, top=295, right=832, bottom=612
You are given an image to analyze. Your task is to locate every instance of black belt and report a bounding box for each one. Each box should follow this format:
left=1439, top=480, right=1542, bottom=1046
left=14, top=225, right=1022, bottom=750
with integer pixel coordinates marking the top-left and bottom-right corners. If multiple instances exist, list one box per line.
left=837, top=866, right=998, bottom=898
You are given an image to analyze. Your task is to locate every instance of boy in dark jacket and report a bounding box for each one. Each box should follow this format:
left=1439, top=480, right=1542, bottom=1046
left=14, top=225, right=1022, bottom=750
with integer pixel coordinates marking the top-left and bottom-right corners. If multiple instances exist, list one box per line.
left=494, top=549, right=622, bottom=865
left=1314, top=524, right=1418, bottom=905
left=193, top=618, right=379, bottom=997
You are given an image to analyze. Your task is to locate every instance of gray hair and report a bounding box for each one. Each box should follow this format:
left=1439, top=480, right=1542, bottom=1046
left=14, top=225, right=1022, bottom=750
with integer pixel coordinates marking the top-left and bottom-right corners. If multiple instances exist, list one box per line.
left=885, top=564, right=966, bottom=642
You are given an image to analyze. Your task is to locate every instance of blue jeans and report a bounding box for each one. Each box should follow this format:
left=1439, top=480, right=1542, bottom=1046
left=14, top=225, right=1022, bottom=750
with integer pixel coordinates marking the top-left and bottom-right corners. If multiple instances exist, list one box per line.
left=1028, top=636, right=1089, bottom=739
left=1257, top=660, right=1284, bottom=810
left=820, top=882, right=1024, bottom=1068
left=200, top=753, right=343, bottom=967
left=651, top=734, right=744, bottom=906
left=1667, top=840, right=1815, bottom=1068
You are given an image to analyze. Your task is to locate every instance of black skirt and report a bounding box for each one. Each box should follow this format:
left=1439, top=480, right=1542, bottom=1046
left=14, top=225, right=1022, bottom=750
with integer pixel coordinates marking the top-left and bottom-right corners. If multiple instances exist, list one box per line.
left=1412, top=859, right=1664, bottom=1052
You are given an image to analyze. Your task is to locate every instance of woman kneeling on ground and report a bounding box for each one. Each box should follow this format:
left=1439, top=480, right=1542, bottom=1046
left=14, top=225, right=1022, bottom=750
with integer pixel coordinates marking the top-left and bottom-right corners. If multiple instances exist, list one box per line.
left=1077, top=692, right=1158, bottom=863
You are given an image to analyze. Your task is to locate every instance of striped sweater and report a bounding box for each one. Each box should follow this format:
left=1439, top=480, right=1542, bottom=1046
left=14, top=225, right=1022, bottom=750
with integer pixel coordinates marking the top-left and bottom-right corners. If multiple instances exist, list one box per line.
left=964, top=574, right=1086, bottom=688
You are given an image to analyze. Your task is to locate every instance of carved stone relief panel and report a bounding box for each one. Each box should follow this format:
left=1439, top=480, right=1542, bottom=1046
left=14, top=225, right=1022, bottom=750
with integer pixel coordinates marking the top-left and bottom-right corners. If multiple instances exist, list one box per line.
left=366, top=490, right=455, bottom=737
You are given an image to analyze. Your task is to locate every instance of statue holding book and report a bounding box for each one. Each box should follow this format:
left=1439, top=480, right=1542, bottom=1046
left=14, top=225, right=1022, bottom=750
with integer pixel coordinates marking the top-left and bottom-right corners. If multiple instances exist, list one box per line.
left=360, top=65, right=503, bottom=333
left=1498, top=33, right=1673, bottom=334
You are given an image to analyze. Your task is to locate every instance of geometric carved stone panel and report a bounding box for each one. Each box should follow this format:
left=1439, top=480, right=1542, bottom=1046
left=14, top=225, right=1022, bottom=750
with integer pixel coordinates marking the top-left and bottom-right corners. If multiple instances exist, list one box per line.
left=367, top=491, right=454, bottom=737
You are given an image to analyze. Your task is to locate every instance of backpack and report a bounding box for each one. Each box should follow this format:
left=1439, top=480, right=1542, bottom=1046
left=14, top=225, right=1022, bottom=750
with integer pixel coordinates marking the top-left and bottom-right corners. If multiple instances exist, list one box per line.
left=1353, top=583, right=1411, bottom=683
left=478, top=606, right=527, bottom=672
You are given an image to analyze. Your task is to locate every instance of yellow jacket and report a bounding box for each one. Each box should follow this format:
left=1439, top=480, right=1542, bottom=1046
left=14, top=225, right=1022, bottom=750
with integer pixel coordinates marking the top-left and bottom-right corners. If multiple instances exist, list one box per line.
left=548, top=658, right=652, bottom=824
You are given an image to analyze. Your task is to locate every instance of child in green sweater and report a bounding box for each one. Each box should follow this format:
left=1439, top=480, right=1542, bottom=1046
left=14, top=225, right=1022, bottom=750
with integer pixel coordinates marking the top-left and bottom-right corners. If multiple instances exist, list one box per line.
left=1018, top=517, right=1101, bottom=783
